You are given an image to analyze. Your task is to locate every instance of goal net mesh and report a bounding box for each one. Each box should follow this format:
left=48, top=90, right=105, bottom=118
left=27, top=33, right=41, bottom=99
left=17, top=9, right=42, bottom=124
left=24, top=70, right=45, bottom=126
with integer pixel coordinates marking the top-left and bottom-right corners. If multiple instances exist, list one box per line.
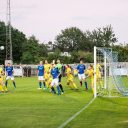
left=94, top=47, right=128, bottom=97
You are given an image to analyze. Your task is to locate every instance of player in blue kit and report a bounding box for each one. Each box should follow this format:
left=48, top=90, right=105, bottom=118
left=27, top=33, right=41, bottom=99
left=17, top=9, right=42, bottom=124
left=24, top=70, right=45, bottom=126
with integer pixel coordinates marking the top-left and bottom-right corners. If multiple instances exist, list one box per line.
left=5, top=63, right=16, bottom=88
left=77, top=59, right=88, bottom=90
left=37, top=61, right=46, bottom=90
left=50, top=64, right=61, bottom=95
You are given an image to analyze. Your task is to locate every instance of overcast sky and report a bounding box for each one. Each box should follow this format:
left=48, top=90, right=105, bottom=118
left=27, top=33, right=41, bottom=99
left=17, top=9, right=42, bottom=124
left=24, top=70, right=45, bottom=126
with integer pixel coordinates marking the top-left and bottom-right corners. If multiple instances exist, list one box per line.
left=0, top=0, right=128, bottom=44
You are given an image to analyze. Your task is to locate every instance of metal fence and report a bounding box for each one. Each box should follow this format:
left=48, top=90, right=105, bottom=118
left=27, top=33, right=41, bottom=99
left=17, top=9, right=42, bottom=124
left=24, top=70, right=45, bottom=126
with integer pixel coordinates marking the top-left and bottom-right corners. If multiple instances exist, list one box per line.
left=0, top=62, right=128, bottom=77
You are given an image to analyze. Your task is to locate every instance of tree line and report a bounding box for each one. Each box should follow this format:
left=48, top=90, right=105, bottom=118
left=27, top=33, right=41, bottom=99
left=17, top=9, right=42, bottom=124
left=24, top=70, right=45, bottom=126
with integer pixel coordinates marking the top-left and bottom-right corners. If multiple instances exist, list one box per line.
left=0, top=21, right=128, bottom=64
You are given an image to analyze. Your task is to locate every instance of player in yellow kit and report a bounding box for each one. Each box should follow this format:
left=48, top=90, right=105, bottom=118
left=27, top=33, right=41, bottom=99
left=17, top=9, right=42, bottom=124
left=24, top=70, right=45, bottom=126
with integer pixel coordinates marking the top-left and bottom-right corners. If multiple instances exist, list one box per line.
left=66, top=65, right=78, bottom=89
left=96, top=63, right=102, bottom=79
left=45, top=72, right=52, bottom=89
left=96, top=63, right=103, bottom=90
left=0, top=76, right=4, bottom=92
left=0, top=67, right=7, bottom=92
left=44, top=60, right=51, bottom=88
left=86, top=65, right=94, bottom=94
left=44, top=60, right=51, bottom=73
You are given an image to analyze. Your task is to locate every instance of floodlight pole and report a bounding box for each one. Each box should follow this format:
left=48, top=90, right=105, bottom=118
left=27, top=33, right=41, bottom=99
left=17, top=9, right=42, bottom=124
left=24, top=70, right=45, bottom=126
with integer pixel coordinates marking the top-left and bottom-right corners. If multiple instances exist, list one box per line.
left=6, top=0, right=13, bottom=64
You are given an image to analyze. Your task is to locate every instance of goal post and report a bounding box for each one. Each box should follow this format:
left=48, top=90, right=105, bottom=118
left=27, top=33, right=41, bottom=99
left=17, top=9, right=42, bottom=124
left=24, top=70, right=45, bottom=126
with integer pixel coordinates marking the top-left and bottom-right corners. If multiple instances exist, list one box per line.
left=104, top=51, right=107, bottom=89
left=94, top=46, right=97, bottom=98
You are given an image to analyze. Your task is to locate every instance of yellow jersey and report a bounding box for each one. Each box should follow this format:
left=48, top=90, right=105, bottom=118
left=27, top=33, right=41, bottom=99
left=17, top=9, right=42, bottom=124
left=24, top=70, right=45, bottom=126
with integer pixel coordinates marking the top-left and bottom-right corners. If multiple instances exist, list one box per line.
left=44, top=64, right=51, bottom=73
left=88, top=69, right=94, bottom=78
left=66, top=67, right=73, bottom=80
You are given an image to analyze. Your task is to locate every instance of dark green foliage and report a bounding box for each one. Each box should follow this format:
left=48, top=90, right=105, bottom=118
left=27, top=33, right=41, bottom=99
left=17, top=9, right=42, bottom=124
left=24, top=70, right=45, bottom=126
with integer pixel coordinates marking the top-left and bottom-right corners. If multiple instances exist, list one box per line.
left=21, top=36, right=47, bottom=64
left=0, top=21, right=47, bottom=64
left=112, top=45, right=128, bottom=62
left=54, top=26, right=119, bottom=63
left=55, top=27, right=85, bottom=52
left=0, top=21, right=6, bottom=64
left=0, top=20, right=127, bottom=64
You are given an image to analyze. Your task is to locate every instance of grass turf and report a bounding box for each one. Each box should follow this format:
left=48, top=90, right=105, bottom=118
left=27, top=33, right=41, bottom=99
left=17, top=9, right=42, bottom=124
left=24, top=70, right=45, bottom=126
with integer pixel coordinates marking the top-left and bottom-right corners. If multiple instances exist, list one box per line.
left=0, top=76, right=128, bottom=128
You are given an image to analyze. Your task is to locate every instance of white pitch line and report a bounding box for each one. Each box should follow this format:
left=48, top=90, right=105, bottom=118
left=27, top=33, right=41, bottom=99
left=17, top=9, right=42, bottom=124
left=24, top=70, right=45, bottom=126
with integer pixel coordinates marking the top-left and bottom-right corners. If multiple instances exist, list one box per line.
left=58, top=98, right=96, bottom=128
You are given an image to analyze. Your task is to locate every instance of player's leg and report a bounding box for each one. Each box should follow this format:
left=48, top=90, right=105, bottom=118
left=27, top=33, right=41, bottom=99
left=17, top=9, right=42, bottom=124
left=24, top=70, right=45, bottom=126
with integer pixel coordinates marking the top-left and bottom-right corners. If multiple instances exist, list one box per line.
left=55, top=78, right=61, bottom=95
left=39, top=80, right=42, bottom=89
left=84, top=79, right=88, bottom=90
left=82, top=74, right=88, bottom=90
left=67, top=79, right=73, bottom=89
left=58, top=74, right=64, bottom=93
left=69, top=77, right=77, bottom=89
left=47, top=80, right=52, bottom=92
left=0, top=84, right=2, bottom=92
left=45, top=80, right=49, bottom=88
left=11, top=76, right=16, bottom=88
left=51, top=79, right=56, bottom=94
left=2, top=76, right=7, bottom=92
left=43, top=81, right=46, bottom=89
left=78, top=74, right=82, bottom=86
left=70, top=75, right=78, bottom=89
left=91, top=78, right=94, bottom=94
left=38, top=76, right=42, bottom=89
left=96, top=75, right=102, bottom=92
left=5, top=76, right=10, bottom=88
left=0, top=78, right=3, bottom=92
left=42, top=76, right=46, bottom=89
left=72, top=81, right=78, bottom=89
left=99, top=73, right=103, bottom=89
left=48, top=78, right=52, bottom=91
left=0, top=77, right=4, bottom=92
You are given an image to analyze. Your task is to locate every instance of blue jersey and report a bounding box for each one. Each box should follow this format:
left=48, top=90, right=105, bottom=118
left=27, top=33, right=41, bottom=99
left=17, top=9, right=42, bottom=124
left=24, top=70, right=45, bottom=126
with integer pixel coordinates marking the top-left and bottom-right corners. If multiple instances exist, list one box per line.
left=37, top=65, right=44, bottom=76
left=77, top=64, right=86, bottom=74
left=51, top=67, right=59, bottom=79
left=6, top=66, right=13, bottom=76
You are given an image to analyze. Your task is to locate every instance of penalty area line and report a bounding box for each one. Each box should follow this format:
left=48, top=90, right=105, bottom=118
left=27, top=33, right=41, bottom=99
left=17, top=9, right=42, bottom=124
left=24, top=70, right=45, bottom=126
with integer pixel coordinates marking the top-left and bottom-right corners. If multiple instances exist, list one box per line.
left=58, top=98, right=95, bottom=128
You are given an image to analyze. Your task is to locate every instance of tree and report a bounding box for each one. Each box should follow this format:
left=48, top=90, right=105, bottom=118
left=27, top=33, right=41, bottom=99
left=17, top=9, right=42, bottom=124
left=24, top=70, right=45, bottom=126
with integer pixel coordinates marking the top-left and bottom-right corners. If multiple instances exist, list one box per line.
left=21, top=36, right=47, bottom=64
left=11, top=28, right=27, bottom=63
left=113, top=45, right=128, bottom=62
left=0, top=21, right=6, bottom=64
left=55, top=27, right=86, bottom=52
left=0, top=21, right=27, bottom=64
left=87, top=25, right=118, bottom=48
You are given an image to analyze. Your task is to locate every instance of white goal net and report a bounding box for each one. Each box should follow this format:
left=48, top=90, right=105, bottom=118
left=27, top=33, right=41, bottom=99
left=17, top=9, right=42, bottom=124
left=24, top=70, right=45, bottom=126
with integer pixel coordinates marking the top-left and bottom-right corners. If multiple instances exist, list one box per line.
left=94, top=46, right=128, bottom=97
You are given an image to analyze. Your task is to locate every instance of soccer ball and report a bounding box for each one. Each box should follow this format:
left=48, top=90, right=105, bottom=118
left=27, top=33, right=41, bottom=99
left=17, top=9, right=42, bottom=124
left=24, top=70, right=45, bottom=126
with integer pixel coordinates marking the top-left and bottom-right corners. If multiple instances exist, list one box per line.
left=0, top=46, right=4, bottom=50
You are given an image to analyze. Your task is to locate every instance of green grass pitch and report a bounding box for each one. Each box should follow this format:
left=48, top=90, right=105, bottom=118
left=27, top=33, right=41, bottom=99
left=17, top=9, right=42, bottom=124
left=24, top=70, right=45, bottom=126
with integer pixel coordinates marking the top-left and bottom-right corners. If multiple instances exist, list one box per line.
left=0, top=77, right=128, bottom=128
